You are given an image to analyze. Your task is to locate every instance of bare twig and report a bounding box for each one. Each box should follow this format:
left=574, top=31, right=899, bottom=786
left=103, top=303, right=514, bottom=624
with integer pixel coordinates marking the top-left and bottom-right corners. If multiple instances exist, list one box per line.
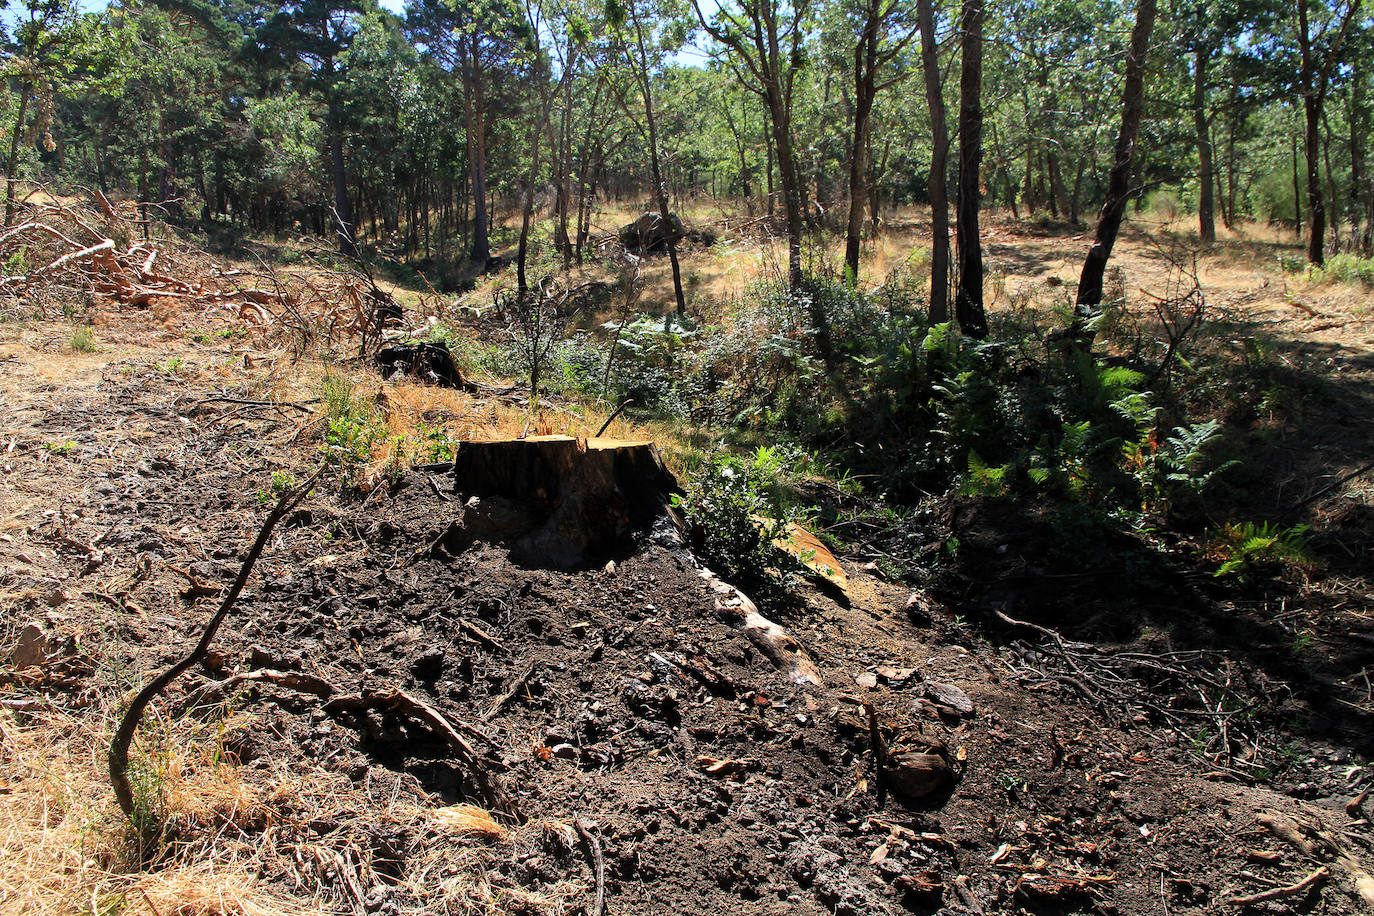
left=575, top=818, right=608, bottom=916
left=1224, top=866, right=1328, bottom=906
left=595, top=398, right=635, bottom=438
left=108, top=467, right=321, bottom=822
left=485, top=662, right=537, bottom=721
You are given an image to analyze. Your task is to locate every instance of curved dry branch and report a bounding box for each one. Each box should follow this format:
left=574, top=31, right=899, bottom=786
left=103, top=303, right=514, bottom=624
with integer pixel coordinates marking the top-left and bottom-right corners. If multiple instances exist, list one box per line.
left=107, top=467, right=322, bottom=822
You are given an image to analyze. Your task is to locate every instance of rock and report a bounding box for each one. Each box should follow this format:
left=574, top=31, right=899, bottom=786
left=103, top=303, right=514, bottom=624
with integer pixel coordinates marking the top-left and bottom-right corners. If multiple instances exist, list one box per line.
left=885, top=747, right=955, bottom=801
left=618, top=212, right=686, bottom=254
left=10, top=623, right=51, bottom=668
left=904, top=592, right=933, bottom=627
left=922, top=681, right=974, bottom=717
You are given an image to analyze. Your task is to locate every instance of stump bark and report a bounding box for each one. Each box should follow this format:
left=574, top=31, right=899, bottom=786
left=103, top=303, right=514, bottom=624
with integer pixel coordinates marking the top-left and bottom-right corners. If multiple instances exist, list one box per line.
left=447, top=436, right=680, bottom=569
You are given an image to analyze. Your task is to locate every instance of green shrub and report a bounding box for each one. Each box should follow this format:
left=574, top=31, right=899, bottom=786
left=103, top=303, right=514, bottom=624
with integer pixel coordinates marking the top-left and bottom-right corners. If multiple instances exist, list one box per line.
left=70, top=326, right=95, bottom=352
left=1310, top=253, right=1374, bottom=289
left=672, top=446, right=808, bottom=602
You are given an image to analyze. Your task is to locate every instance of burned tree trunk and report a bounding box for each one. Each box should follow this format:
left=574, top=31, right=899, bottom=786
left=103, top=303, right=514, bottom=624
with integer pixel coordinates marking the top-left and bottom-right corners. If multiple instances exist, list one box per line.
left=1074, top=0, right=1157, bottom=324
left=442, top=436, right=680, bottom=570
left=917, top=0, right=951, bottom=324
left=954, top=0, right=987, bottom=339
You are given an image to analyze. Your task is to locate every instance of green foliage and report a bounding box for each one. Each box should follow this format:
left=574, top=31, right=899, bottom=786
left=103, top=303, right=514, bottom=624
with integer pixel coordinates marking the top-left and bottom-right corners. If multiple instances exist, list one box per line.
left=1309, top=253, right=1374, bottom=289
left=1124, top=418, right=1238, bottom=515
left=672, top=446, right=808, bottom=602
left=412, top=420, right=457, bottom=463
left=319, top=374, right=381, bottom=487
left=257, top=470, right=298, bottom=506
left=1210, top=521, right=1313, bottom=581
left=69, top=325, right=95, bottom=352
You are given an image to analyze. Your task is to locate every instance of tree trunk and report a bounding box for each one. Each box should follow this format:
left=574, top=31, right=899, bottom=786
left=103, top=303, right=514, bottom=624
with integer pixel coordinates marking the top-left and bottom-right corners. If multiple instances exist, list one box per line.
left=1354, top=73, right=1372, bottom=253
left=917, top=0, right=950, bottom=324
left=1322, top=107, right=1341, bottom=251
left=1296, top=0, right=1362, bottom=265
left=1292, top=134, right=1303, bottom=234
left=467, top=76, right=493, bottom=269
left=954, top=0, right=986, bottom=338
left=1193, top=43, right=1216, bottom=243
left=1075, top=0, right=1157, bottom=319
left=844, top=18, right=878, bottom=287
left=630, top=8, right=688, bottom=315
left=4, top=84, right=31, bottom=225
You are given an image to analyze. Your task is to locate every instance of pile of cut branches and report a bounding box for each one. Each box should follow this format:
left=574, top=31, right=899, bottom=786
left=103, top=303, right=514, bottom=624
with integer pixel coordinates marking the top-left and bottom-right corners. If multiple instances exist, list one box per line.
left=0, top=191, right=246, bottom=313
left=0, top=187, right=399, bottom=357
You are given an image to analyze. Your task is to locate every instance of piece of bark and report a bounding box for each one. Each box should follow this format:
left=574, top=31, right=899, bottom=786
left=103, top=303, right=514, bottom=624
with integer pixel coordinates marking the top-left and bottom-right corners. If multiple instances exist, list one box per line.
left=699, top=567, right=821, bottom=686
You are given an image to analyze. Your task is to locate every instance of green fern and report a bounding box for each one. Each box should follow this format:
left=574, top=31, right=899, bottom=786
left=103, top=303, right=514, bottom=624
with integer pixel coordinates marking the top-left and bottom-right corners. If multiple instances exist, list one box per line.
left=1212, top=522, right=1313, bottom=580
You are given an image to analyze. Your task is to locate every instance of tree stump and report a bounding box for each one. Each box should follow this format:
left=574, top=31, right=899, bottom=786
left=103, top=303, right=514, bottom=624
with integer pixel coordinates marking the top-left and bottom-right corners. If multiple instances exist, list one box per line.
left=446, top=435, right=681, bottom=569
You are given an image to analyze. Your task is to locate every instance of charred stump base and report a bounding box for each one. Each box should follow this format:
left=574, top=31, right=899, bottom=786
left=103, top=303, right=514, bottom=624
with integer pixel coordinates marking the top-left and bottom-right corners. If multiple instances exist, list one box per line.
left=440, top=436, right=682, bottom=570
left=428, top=434, right=824, bottom=689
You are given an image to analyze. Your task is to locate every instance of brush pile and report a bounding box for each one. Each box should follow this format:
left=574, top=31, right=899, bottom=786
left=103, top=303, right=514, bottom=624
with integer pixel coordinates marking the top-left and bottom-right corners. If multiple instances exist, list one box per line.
left=0, top=189, right=398, bottom=355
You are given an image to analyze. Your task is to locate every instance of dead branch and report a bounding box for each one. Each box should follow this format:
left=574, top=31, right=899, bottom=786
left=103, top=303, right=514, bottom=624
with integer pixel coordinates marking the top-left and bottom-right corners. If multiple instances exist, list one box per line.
left=1224, top=866, right=1328, bottom=906
left=108, top=468, right=321, bottom=823
left=25, top=238, right=115, bottom=282
left=575, top=818, right=608, bottom=916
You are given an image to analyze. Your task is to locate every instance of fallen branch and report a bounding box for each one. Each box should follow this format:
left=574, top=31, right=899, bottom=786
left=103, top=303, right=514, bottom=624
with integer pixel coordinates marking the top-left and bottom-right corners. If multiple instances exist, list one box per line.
left=575, top=818, right=608, bottom=916
left=25, top=238, right=115, bottom=282
left=108, top=468, right=321, bottom=822
left=1225, top=866, right=1328, bottom=906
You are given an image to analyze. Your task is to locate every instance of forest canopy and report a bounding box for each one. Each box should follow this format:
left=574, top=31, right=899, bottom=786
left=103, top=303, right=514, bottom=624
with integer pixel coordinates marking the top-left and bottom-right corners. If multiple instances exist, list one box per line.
left=2, top=0, right=1371, bottom=295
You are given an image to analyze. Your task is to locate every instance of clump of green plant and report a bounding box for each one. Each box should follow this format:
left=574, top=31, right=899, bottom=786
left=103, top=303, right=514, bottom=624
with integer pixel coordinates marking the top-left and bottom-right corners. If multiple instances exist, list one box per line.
left=412, top=421, right=457, bottom=463
left=70, top=326, right=95, bottom=352
left=5, top=249, right=28, bottom=275
left=1123, top=417, right=1238, bottom=517
left=320, top=374, right=382, bottom=487
left=42, top=440, right=76, bottom=456
left=257, top=470, right=298, bottom=506
left=1209, top=521, right=1313, bottom=581
left=672, top=446, right=809, bottom=603
left=1307, top=253, right=1374, bottom=289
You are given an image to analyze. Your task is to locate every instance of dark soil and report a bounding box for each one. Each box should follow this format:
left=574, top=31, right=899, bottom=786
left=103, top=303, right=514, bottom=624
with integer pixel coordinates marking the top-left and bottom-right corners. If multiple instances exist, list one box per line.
left=2, top=312, right=1372, bottom=915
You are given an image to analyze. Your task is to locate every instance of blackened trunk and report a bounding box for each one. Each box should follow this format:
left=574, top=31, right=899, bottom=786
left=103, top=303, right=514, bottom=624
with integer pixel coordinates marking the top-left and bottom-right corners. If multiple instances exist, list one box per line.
left=917, top=0, right=950, bottom=324
left=329, top=128, right=357, bottom=257
left=631, top=9, right=687, bottom=315
left=955, top=0, right=986, bottom=338
left=4, top=85, right=31, bottom=225
left=1075, top=0, right=1157, bottom=319
left=1193, top=44, right=1216, bottom=243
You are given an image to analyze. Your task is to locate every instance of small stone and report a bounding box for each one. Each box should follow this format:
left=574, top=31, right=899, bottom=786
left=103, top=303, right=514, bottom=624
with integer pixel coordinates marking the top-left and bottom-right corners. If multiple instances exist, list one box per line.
left=886, top=748, right=955, bottom=800
left=923, top=681, right=974, bottom=716
left=10, top=623, right=50, bottom=668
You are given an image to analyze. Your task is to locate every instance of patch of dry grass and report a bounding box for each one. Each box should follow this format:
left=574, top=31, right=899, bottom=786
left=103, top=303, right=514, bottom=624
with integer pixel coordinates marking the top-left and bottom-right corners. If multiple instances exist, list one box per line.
left=0, top=692, right=569, bottom=916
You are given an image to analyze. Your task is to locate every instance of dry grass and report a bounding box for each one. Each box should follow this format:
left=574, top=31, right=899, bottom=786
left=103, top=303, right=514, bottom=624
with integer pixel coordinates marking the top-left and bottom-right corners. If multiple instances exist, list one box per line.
left=0, top=693, right=568, bottom=916
left=429, top=805, right=509, bottom=843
